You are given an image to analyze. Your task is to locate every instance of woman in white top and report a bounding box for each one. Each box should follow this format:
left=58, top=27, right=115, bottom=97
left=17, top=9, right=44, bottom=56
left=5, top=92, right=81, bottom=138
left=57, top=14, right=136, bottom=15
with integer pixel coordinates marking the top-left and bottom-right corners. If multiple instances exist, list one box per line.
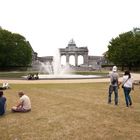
left=122, top=71, right=134, bottom=107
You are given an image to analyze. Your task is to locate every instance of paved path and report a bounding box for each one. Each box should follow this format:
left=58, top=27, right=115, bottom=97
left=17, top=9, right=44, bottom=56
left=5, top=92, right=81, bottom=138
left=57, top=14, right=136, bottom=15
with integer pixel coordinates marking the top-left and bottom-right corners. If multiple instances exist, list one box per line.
left=0, top=73, right=140, bottom=84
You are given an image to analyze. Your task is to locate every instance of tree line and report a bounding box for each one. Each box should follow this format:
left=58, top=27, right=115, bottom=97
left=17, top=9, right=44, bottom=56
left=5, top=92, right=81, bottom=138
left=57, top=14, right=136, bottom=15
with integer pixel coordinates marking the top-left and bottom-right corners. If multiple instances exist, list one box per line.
left=0, top=28, right=32, bottom=69
left=106, top=28, right=140, bottom=70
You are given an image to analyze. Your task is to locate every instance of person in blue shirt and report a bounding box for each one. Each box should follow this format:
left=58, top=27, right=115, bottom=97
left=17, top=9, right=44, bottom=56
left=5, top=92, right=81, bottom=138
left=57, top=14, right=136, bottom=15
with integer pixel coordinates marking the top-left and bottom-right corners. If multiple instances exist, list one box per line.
left=0, top=91, right=6, bottom=115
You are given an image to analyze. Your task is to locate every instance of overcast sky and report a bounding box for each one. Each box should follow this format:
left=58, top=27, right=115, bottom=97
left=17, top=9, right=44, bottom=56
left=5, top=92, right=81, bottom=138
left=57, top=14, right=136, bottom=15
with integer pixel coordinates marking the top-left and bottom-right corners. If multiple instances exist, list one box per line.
left=0, top=0, right=140, bottom=57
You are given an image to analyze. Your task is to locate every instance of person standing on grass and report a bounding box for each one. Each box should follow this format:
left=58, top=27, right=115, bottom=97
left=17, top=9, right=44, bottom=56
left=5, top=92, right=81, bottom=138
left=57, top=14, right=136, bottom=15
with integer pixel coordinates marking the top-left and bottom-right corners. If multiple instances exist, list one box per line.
left=122, top=70, right=134, bottom=107
left=108, top=66, right=119, bottom=105
left=11, top=91, right=31, bottom=112
left=0, top=91, right=6, bottom=116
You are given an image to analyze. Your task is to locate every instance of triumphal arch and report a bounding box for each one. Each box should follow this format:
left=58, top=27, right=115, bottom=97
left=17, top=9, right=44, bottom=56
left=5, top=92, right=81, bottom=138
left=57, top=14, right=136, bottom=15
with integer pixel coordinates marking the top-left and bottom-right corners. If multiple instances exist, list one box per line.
left=37, top=39, right=103, bottom=70
left=59, top=39, right=88, bottom=66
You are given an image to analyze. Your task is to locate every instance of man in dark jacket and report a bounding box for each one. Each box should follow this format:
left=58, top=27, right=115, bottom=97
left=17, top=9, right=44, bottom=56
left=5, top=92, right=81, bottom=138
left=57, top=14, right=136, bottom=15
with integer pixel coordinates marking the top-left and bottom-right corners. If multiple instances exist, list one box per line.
left=0, top=91, right=6, bottom=115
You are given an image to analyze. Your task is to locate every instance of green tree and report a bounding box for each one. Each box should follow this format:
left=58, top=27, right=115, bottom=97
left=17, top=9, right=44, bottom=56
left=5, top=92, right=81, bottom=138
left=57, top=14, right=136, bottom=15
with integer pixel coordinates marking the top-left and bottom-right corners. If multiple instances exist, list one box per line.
left=0, top=28, right=33, bottom=67
left=106, top=29, right=140, bottom=70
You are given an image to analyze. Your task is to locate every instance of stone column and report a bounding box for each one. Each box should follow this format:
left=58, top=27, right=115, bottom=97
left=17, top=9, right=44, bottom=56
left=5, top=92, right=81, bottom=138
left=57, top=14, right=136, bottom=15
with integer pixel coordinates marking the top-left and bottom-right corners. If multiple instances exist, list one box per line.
left=75, top=53, right=78, bottom=66
left=66, top=54, right=69, bottom=64
left=83, top=53, right=88, bottom=66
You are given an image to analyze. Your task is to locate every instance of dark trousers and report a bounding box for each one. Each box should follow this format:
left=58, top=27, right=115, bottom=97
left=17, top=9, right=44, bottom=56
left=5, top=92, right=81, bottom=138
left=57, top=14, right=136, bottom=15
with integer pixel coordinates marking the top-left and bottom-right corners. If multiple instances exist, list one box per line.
left=123, top=87, right=132, bottom=107
left=108, top=85, right=118, bottom=105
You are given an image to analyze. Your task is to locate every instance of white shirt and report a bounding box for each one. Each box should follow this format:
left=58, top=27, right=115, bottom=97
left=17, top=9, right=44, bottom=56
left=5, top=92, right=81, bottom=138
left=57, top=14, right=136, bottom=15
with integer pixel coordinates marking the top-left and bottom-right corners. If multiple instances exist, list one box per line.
left=20, top=95, right=31, bottom=110
left=122, top=75, right=133, bottom=88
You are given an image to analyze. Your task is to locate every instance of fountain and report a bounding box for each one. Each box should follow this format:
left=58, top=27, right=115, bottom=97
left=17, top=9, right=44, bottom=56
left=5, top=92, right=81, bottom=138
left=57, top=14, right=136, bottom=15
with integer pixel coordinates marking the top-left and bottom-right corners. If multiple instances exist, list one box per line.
left=26, top=49, right=102, bottom=80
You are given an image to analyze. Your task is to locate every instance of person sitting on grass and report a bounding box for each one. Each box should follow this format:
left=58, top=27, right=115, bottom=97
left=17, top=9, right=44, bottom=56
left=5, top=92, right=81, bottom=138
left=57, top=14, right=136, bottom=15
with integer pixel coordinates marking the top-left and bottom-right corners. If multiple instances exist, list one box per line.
left=0, top=91, right=6, bottom=116
left=11, top=91, right=31, bottom=112
left=2, top=82, right=10, bottom=89
left=0, top=82, right=10, bottom=90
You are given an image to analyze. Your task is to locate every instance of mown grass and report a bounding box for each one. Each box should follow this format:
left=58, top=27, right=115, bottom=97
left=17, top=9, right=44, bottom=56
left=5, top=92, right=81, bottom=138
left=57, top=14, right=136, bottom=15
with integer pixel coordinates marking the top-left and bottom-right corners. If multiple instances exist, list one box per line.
left=0, top=82, right=140, bottom=140
left=0, top=71, right=28, bottom=79
left=73, top=71, right=108, bottom=76
left=0, top=71, right=109, bottom=79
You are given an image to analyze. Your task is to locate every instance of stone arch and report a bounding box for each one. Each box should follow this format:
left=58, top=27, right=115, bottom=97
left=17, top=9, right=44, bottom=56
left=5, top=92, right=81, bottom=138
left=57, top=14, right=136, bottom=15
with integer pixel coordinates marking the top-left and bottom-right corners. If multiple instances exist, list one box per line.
left=61, top=55, right=66, bottom=66
left=78, top=55, right=84, bottom=66
left=69, top=55, right=75, bottom=66
left=59, top=39, right=89, bottom=66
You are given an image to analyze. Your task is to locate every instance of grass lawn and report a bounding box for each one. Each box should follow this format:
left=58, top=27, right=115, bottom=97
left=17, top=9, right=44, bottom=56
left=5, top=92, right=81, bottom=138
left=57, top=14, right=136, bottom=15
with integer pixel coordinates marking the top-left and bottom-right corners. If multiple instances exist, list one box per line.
left=0, top=71, right=109, bottom=79
left=0, top=82, right=140, bottom=140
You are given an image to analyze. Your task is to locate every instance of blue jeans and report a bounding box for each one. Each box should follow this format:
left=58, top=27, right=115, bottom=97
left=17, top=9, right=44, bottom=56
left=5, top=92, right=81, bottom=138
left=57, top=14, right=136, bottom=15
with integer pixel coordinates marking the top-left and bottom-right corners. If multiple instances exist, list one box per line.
left=123, top=87, right=132, bottom=107
left=108, top=85, right=118, bottom=105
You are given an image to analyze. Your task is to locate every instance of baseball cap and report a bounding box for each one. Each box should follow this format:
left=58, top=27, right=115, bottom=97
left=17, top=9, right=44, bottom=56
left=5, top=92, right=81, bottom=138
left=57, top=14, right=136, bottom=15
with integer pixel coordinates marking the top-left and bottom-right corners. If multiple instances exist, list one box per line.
left=112, top=66, right=117, bottom=72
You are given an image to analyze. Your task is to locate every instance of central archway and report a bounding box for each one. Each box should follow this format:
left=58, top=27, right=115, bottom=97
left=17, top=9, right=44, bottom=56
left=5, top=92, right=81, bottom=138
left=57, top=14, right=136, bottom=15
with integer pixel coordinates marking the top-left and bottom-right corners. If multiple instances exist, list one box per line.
left=59, top=39, right=89, bottom=66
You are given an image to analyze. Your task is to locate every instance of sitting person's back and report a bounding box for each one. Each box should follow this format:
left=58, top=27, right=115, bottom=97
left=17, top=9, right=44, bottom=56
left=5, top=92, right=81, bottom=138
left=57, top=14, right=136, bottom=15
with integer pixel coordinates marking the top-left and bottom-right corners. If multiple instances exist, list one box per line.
left=20, top=94, right=31, bottom=110
left=11, top=91, right=31, bottom=112
left=0, top=91, right=6, bottom=115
